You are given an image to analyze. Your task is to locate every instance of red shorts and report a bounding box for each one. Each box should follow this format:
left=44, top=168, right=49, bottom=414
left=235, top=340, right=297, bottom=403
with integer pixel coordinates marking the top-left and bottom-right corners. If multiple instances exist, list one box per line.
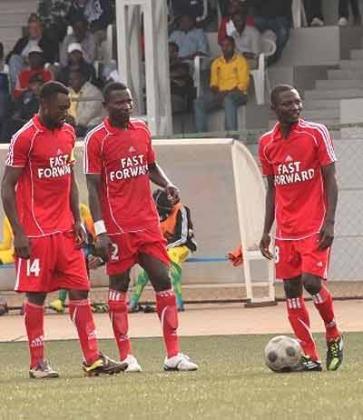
left=107, top=225, right=170, bottom=275
left=15, top=231, right=89, bottom=293
left=274, top=234, right=331, bottom=281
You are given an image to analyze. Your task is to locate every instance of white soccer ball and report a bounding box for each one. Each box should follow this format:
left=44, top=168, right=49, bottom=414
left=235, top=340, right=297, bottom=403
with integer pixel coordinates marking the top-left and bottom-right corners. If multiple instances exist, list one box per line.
left=264, top=335, right=303, bottom=372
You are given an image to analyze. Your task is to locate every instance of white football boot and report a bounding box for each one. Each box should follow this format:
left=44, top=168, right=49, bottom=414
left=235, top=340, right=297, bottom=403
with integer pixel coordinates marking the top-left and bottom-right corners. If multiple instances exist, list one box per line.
left=122, top=354, right=143, bottom=373
left=163, top=353, right=198, bottom=371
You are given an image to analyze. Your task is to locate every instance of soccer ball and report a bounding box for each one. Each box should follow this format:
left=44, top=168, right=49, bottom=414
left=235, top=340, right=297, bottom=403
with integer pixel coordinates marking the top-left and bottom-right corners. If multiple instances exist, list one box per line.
left=264, top=335, right=303, bottom=372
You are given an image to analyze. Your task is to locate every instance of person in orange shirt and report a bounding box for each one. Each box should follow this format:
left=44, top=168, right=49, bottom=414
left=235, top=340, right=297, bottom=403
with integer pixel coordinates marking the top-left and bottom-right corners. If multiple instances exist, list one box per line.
left=129, top=189, right=197, bottom=312
left=193, top=36, right=249, bottom=133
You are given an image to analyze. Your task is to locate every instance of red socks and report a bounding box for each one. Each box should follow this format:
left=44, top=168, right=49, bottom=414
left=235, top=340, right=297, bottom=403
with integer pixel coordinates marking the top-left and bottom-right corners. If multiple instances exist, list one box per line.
left=312, top=287, right=340, bottom=340
left=156, top=290, right=180, bottom=358
left=69, top=299, right=99, bottom=365
left=108, top=290, right=131, bottom=361
left=24, top=301, right=45, bottom=368
left=286, top=297, right=319, bottom=361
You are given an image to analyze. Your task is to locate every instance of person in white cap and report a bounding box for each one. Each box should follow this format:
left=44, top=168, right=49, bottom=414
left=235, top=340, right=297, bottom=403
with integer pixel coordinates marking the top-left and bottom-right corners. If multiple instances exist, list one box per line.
left=13, top=46, right=53, bottom=98
left=58, top=42, right=96, bottom=87
left=59, top=16, right=96, bottom=67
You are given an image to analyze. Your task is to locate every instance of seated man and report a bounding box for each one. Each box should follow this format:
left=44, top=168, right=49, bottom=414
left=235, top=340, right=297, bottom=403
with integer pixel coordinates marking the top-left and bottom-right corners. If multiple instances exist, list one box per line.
left=129, top=189, right=197, bottom=312
left=230, top=11, right=262, bottom=66
left=193, top=36, right=249, bottom=133
left=58, top=42, right=97, bottom=87
left=169, top=14, right=209, bottom=61
left=59, top=16, right=96, bottom=67
left=169, top=42, right=195, bottom=113
left=13, top=46, right=53, bottom=98
left=67, top=69, right=104, bottom=137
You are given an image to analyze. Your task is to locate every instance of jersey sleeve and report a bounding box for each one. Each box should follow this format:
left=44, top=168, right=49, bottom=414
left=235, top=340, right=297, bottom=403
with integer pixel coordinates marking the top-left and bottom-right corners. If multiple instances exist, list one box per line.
left=84, top=132, right=102, bottom=174
left=315, top=125, right=337, bottom=166
left=5, top=131, right=31, bottom=167
left=258, top=136, right=274, bottom=176
left=143, top=123, right=155, bottom=165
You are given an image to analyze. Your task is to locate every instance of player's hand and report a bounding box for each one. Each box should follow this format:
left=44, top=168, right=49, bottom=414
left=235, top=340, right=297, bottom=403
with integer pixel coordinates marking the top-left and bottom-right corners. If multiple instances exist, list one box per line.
left=165, top=184, right=180, bottom=203
left=318, top=220, right=334, bottom=250
left=14, top=231, right=31, bottom=259
left=74, top=222, right=87, bottom=247
left=259, top=233, right=273, bottom=260
left=95, top=233, right=113, bottom=262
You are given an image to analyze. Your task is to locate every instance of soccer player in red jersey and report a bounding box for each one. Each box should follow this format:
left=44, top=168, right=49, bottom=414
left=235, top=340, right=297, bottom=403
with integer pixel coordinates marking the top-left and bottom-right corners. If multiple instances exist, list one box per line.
left=1, top=81, right=126, bottom=378
left=84, top=82, right=198, bottom=372
left=259, top=84, right=343, bottom=372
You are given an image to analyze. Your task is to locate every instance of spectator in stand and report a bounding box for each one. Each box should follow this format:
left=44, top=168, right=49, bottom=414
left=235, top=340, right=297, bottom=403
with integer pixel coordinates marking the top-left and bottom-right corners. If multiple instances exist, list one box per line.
left=304, top=0, right=361, bottom=27
left=0, top=42, right=10, bottom=141
left=59, top=16, right=97, bottom=67
left=58, top=42, right=97, bottom=86
left=251, top=0, right=291, bottom=64
left=169, top=42, right=195, bottom=113
left=13, top=46, right=53, bottom=99
left=169, top=0, right=205, bottom=20
left=67, top=69, right=104, bottom=136
left=229, top=11, right=261, bottom=66
left=169, top=15, right=209, bottom=61
left=6, top=15, right=57, bottom=89
left=193, top=36, right=249, bottom=132
left=218, top=0, right=255, bottom=44
left=67, top=0, right=113, bottom=37
left=3, top=73, right=44, bottom=139
left=37, top=0, right=72, bottom=49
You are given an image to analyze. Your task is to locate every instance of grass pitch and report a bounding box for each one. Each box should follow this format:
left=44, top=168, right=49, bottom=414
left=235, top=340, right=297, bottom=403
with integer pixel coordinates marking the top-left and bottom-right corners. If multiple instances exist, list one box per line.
left=1, top=333, right=363, bottom=419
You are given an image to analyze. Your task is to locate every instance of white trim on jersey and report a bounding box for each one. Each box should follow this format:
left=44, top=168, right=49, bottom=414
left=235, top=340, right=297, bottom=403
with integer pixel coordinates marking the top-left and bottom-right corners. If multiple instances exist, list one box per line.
left=299, top=120, right=336, bottom=162
left=83, top=123, right=106, bottom=174
left=6, top=119, right=34, bottom=166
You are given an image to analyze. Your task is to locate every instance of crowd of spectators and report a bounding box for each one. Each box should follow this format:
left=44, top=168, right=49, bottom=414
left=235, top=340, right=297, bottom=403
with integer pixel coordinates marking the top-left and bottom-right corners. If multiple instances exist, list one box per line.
left=0, top=0, right=361, bottom=140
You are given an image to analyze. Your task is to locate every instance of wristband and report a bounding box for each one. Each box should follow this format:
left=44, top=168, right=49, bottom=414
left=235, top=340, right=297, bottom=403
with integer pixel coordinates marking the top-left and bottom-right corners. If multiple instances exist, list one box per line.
left=94, top=220, right=107, bottom=236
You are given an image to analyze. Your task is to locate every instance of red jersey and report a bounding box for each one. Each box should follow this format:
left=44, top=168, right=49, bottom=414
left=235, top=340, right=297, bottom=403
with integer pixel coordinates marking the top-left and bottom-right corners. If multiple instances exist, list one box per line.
left=6, top=115, right=76, bottom=237
left=258, top=119, right=337, bottom=240
left=84, top=118, right=159, bottom=234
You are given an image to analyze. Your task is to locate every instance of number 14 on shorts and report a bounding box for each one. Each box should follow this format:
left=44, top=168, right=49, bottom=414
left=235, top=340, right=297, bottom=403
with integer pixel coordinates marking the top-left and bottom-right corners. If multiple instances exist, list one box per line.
left=26, top=259, right=41, bottom=277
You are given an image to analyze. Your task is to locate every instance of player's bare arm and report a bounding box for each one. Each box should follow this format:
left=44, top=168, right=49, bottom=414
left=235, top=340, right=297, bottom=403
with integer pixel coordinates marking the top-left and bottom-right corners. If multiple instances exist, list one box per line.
left=259, top=175, right=275, bottom=260
left=148, top=162, right=180, bottom=202
left=70, top=170, right=87, bottom=246
left=319, top=163, right=338, bottom=250
left=86, top=173, right=113, bottom=261
left=1, top=166, right=31, bottom=259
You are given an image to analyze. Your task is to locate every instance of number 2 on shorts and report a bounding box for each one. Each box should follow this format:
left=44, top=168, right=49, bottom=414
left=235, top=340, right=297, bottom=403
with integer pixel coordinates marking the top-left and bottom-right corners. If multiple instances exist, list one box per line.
left=111, top=243, right=119, bottom=261
left=26, top=258, right=41, bottom=276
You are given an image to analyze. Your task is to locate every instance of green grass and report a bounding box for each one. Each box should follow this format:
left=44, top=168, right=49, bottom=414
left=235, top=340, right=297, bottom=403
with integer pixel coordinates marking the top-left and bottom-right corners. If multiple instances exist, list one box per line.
left=1, top=334, right=363, bottom=419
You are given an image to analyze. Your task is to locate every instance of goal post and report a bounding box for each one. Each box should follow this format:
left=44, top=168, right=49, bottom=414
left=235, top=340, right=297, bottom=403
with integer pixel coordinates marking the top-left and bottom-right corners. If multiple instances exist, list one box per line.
left=231, top=141, right=275, bottom=304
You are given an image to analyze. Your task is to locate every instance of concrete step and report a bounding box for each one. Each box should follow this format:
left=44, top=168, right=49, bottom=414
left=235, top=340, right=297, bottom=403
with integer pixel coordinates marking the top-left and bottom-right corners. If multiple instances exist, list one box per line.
left=303, top=99, right=340, bottom=110
left=316, top=79, right=363, bottom=90
left=351, top=49, right=363, bottom=59
left=304, top=88, right=363, bottom=100
left=302, top=109, right=339, bottom=120
left=327, top=69, right=363, bottom=79
left=340, top=59, right=363, bottom=69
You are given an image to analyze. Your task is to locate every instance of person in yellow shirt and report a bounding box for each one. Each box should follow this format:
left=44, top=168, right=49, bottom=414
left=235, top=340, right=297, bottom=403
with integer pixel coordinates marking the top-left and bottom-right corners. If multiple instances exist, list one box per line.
left=193, top=35, right=249, bottom=132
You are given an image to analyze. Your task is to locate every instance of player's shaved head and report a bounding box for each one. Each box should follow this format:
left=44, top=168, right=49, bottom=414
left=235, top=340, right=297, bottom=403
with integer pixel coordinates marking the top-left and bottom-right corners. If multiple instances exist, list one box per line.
left=103, top=82, right=128, bottom=103
left=271, top=84, right=296, bottom=106
left=39, top=81, right=69, bottom=101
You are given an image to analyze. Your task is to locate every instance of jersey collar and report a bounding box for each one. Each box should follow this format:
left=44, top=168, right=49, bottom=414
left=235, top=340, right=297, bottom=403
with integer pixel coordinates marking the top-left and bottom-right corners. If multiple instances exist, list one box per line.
left=104, top=117, right=135, bottom=134
left=272, top=119, right=301, bottom=140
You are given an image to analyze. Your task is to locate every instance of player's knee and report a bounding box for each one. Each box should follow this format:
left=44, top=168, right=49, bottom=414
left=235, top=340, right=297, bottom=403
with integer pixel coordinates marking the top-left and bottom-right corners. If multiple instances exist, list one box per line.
left=110, top=274, right=130, bottom=292
left=26, top=292, right=47, bottom=305
left=303, top=275, right=322, bottom=295
left=68, top=289, right=88, bottom=300
left=151, top=274, right=172, bottom=292
left=283, top=277, right=303, bottom=298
